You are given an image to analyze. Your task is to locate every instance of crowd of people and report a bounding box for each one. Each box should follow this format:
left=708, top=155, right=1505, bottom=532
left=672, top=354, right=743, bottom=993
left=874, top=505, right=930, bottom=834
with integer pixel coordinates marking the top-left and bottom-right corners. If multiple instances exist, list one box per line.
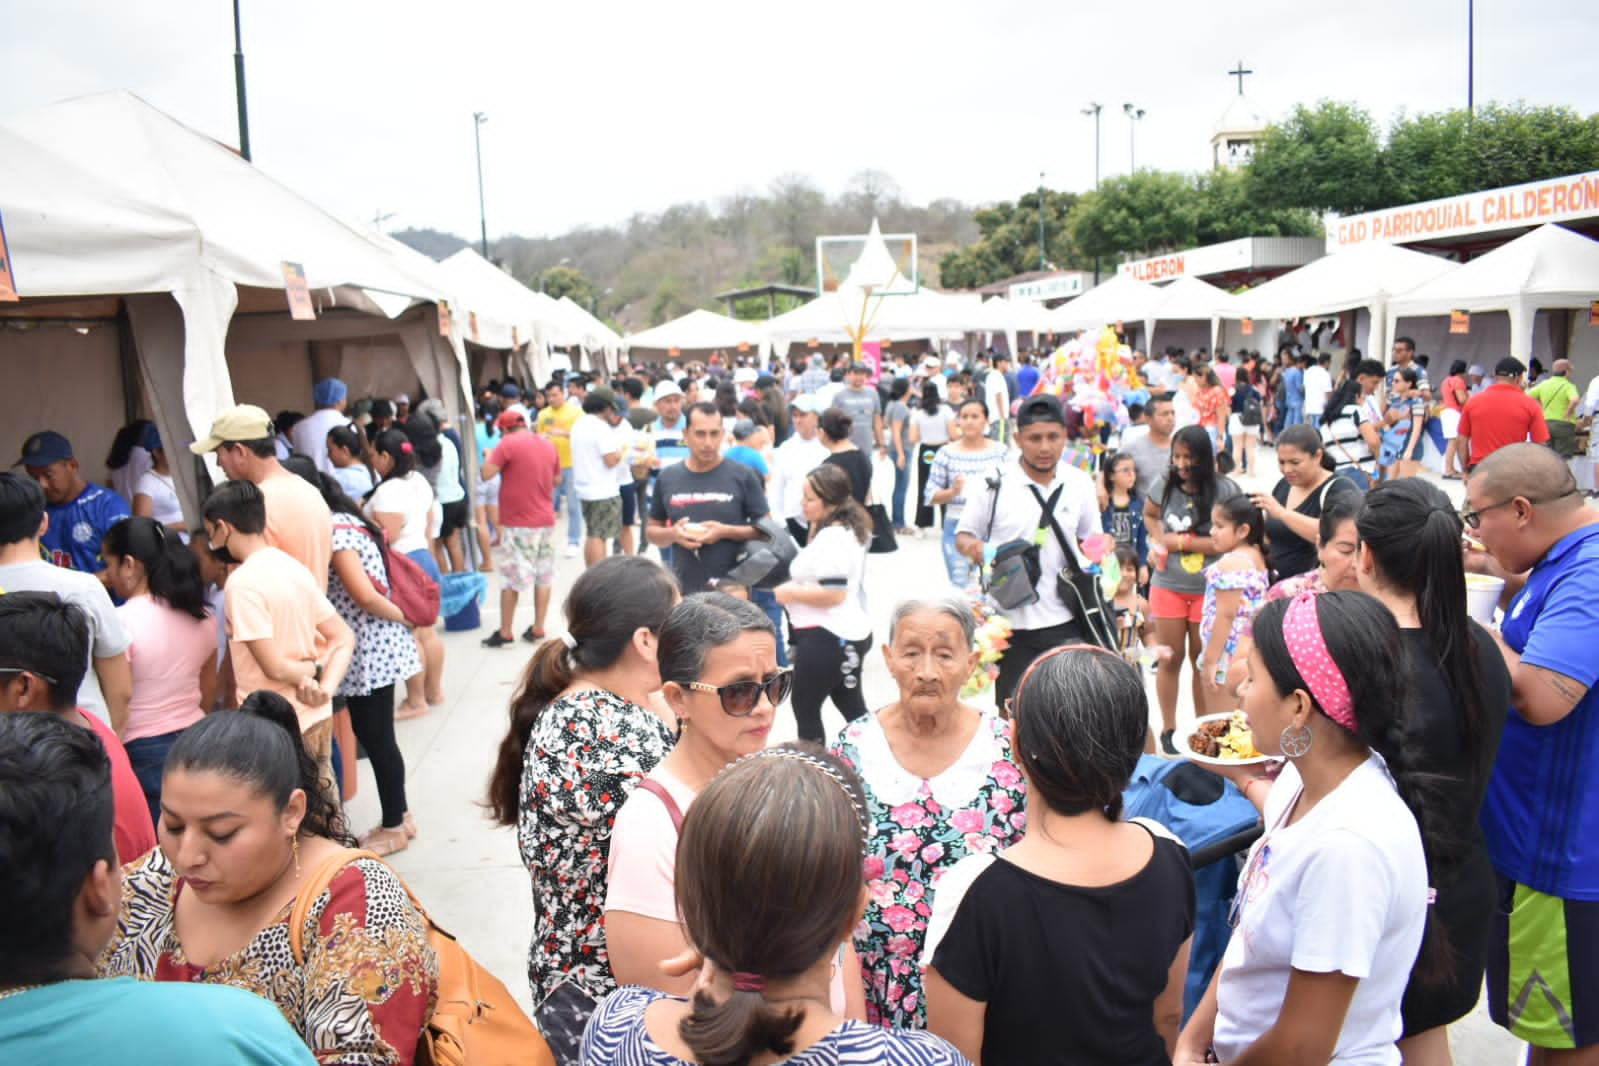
left=2, top=331, right=1597, bottom=1066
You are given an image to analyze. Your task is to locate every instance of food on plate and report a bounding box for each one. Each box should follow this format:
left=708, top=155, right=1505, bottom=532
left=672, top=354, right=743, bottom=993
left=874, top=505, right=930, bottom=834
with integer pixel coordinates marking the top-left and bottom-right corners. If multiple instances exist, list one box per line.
left=1187, top=711, right=1261, bottom=760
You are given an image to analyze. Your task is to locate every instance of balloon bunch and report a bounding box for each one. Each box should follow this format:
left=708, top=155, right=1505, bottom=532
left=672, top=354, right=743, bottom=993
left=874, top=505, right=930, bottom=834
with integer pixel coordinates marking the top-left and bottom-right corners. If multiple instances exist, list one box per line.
left=1036, top=326, right=1151, bottom=436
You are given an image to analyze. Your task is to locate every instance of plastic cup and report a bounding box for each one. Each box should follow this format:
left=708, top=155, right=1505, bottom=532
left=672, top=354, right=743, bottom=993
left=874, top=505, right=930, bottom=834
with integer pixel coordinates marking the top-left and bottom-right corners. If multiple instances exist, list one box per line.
left=1465, top=574, right=1505, bottom=625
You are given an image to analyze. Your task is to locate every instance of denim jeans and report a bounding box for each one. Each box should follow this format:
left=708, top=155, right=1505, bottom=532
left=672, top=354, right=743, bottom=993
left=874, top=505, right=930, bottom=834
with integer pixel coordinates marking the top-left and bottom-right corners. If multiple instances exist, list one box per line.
left=124, top=729, right=186, bottom=829
left=749, top=587, right=789, bottom=667
left=555, top=467, right=581, bottom=546
left=890, top=449, right=911, bottom=528
left=942, top=517, right=972, bottom=589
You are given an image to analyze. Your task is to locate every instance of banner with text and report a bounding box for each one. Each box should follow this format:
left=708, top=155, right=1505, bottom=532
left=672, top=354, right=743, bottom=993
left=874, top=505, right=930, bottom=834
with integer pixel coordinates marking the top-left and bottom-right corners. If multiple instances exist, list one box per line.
left=1328, top=171, right=1599, bottom=251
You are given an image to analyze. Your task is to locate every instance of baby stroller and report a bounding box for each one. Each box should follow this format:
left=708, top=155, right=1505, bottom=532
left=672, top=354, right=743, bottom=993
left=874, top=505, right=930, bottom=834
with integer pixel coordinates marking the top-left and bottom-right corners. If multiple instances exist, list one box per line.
left=1123, top=754, right=1263, bottom=1022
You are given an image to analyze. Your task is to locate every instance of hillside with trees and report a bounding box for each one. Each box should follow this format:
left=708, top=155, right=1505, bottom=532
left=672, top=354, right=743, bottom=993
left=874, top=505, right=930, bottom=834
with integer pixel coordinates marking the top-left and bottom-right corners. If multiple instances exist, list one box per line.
left=395, top=102, right=1599, bottom=330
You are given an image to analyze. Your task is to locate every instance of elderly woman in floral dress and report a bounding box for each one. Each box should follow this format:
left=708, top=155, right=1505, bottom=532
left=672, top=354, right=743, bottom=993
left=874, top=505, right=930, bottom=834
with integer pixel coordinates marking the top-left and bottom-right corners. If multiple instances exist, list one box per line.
left=832, top=594, right=1027, bottom=1029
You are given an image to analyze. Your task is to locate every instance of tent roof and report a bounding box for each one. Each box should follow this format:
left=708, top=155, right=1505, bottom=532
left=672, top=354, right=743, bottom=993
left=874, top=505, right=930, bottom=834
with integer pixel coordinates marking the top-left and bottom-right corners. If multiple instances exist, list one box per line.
left=552, top=296, right=622, bottom=356
left=1388, top=224, right=1599, bottom=316
left=624, top=308, right=766, bottom=352
left=1049, top=274, right=1163, bottom=330
left=1235, top=242, right=1457, bottom=320
left=1150, top=275, right=1243, bottom=321
left=436, top=248, right=557, bottom=350
left=763, top=286, right=980, bottom=344
left=1, top=91, right=445, bottom=310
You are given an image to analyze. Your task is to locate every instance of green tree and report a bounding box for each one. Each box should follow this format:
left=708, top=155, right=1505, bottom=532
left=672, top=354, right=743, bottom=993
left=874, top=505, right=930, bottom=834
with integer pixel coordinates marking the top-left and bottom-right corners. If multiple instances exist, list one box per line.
left=1386, top=103, right=1599, bottom=204
left=1070, top=171, right=1201, bottom=259
left=935, top=188, right=1082, bottom=288
left=1246, top=101, right=1386, bottom=214
left=535, top=263, right=596, bottom=307
left=1192, top=168, right=1323, bottom=245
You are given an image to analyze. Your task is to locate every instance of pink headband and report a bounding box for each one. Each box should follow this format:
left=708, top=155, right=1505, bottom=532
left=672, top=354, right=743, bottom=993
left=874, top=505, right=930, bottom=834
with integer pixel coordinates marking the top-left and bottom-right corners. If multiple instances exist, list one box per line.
left=1281, top=591, right=1357, bottom=732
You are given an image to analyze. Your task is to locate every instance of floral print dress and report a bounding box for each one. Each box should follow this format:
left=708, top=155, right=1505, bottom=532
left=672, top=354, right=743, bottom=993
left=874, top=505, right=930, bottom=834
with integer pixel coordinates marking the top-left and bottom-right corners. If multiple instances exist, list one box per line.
left=518, top=688, right=675, bottom=1006
left=99, top=848, right=437, bottom=1065
left=833, top=710, right=1027, bottom=1029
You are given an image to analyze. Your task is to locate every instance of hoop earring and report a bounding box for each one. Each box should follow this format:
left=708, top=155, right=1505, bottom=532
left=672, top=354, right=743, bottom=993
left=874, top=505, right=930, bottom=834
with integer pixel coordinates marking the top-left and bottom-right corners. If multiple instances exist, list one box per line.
left=1280, top=723, right=1313, bottom=758
left=292, top=836, right=301, bottom=877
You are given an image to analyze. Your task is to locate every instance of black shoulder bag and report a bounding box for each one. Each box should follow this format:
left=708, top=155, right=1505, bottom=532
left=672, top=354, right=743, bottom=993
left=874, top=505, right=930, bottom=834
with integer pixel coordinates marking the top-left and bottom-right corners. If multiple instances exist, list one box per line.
left=980, top=473, right=1043, bottom=611
left=1028, top=483, right=1119, bottom=651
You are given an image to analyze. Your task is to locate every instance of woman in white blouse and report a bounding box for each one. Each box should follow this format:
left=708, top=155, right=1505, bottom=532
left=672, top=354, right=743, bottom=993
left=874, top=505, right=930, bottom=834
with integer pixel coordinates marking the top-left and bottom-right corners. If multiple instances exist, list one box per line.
left=773, top=464, right=873, bottom=744
left=131, top=425, right=186, bottom=536
left=364, top=427, right=446, bottom=717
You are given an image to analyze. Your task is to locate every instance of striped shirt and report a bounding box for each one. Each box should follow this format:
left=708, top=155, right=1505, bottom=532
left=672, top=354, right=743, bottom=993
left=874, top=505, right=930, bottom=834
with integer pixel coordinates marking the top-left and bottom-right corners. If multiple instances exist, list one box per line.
left=925, top=442, right=1008, bottom=517
left=582, top=986, right=972, bottom=1066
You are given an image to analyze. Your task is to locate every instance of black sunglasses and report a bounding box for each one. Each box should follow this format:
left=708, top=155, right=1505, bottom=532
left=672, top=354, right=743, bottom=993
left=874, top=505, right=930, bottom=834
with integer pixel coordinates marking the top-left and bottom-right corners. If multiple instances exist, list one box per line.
left=684, top=669, right=793, bottom=716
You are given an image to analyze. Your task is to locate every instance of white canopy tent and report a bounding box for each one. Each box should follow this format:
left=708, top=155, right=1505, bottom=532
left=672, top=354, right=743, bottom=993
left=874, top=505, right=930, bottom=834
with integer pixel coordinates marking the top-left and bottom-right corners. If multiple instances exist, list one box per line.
left=549, top=296, right=622, bottom=372
left=436, top=248, right=556, bottom=385
left=1047, top=274, right=1163, bottom=339
left=0, top=90, right=470, bottom=518
left=1233, top=242, right=1457, bottom=359
left=974, top=296, right=1059, bottom=357
left=1146, top=275, right=1246, bottom=354
left=623, top=308, right=767, bottom=356
left=1387, top=224, right=1599, bottom=364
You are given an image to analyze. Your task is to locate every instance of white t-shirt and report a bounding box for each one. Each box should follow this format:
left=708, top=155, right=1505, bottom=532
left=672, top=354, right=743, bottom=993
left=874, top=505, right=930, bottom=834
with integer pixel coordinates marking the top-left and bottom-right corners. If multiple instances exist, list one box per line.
left=1303, top=365, right=1334, bottom=415
left=982, top=372, right=1010, bottom=425
left=290, top=408, right=349, bottom=473
left=954, top=462, right=1102, bottom=632
left=134, top=470, right=185, bottom=530
left=1213, top=758, right=1428, bottom=1065
left=0, top=560, right=131, bottom=725
left=769, top=434, right=830, bottom=523
left=364, top=471, right=436, bottom=554
left=612, top=422, right=640, bottom=489
left=786, top=524, right=870, bottom=641
left=909, top=405, right=955, bottom=447
left=1321, top=395, right=1382, bottom=473
left=1171, top=382, right=1198, bottom=428
left=569, top=414, right=622, bottom=502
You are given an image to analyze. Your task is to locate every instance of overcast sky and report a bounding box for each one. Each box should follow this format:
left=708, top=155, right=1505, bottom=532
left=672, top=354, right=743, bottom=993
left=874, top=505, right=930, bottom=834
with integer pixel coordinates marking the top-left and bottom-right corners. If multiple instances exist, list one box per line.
left=6, top=0, right=1597, bottom=243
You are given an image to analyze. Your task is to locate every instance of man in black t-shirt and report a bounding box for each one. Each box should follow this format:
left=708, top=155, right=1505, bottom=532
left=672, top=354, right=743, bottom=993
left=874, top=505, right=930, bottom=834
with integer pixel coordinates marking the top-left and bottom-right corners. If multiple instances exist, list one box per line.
left=646, top=404, right=770, bottom=592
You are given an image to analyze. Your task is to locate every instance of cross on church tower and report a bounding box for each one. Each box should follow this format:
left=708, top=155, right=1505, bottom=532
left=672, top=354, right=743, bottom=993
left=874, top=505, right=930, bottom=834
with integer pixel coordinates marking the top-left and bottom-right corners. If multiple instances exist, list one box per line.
left=1229, top=61, right=1253, bottom=95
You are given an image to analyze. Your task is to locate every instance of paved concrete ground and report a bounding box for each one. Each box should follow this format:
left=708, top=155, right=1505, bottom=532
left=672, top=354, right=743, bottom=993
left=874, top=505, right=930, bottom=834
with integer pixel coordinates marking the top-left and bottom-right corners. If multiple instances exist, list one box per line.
left=345, top=446, right=1526, bottom=1064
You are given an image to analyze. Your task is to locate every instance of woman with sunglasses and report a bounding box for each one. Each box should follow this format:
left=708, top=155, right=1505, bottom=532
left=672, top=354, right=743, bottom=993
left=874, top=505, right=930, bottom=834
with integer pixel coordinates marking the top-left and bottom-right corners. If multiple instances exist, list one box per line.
left=605, top=595, right=868, bottom=1016
left=832, top=595, right=1028, bottom=1029
left=773, top=464, right=874, bottom=744
left=1175, top=592, right=1447, bottom=1065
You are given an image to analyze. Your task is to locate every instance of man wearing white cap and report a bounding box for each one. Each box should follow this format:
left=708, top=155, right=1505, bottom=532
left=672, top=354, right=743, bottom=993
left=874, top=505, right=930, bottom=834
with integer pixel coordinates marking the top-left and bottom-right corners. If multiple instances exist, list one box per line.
left=292, top=377, right=350, bottom=474
left=769, top=394, right=831, bottom=546
left=918, top=354, right=949, bottom=401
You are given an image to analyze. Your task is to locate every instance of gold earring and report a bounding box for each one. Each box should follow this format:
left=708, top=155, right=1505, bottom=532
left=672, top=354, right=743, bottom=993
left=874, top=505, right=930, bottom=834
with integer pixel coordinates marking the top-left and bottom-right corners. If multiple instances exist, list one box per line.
left=292, top=836, right=301, bottom=877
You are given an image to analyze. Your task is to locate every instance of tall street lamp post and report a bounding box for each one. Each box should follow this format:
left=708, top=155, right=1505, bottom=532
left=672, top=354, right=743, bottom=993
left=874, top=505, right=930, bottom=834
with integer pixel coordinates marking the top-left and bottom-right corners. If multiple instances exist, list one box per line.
left=1123, top=102, right=1146, bottom=171
left=473, top=112, right=489, bottom=259
left=232, top=0, right=251, bottom=160
left=1083, top=103, right=1102, bottom=281
left=1038, top=171, right=1047, bottom=270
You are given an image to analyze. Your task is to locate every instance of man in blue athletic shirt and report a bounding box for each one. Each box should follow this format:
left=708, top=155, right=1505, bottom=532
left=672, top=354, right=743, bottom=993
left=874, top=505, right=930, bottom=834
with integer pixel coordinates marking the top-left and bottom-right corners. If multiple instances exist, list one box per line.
left=20, top=431, right=130, bottom=573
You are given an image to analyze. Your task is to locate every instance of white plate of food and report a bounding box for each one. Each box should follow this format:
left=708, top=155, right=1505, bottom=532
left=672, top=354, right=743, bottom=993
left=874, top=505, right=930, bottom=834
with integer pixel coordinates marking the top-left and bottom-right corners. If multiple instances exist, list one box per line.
left=1182, top=711, right=1274, bottom=766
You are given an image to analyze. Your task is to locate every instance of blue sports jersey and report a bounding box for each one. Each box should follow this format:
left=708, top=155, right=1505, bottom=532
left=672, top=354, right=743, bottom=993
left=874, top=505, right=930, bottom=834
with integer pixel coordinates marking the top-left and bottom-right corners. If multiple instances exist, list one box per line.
left=43, top=483, right=130, bottom=572
left=1482, top=522, right=1599, bottom=900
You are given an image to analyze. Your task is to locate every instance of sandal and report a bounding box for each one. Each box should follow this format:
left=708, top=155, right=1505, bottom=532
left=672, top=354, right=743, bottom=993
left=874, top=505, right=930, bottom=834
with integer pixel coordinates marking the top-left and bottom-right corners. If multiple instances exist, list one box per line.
left=359, top=826, right=409, bottom=857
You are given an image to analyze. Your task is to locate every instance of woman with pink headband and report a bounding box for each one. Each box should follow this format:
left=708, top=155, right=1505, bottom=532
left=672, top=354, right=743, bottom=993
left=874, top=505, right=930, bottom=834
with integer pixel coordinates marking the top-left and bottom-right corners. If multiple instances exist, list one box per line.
left=1176, top=591, right=1448, bottom=1066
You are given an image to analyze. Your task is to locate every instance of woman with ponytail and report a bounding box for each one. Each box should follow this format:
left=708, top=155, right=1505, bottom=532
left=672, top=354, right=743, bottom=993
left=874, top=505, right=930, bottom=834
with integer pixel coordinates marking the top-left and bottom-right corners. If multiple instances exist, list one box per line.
left=1356, top=478, right=1511, bottom=1063
left=581, top=746, right=970, bottom=1066
left=103, top=516, right=218, bottom=824
left=1176, top=592, right=1445, bottom=1065
left=100, top=690, right=437, bottom=1064
left=486, top=555, right=679, bottom=1034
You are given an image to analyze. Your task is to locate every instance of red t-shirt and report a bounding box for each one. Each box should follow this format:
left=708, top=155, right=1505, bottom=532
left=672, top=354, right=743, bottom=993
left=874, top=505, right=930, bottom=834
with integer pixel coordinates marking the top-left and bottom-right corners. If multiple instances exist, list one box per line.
left=490, top=430, right=560, bottom=528
left=1457, top=382, right=1550, bottom=466
left=83, top=711, right=158, bottom=864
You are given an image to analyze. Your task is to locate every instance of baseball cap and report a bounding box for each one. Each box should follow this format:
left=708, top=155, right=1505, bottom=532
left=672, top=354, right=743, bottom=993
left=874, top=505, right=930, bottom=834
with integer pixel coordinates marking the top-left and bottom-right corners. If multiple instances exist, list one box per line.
left=313, top=377, right=348, bottom=407
left=190, top=404, right=274, bottom=454
left=141, top=423, right=163, bottom=453
left=19, top=430, right=74, bottom=466
left=499, top=382, right=522, bottom=399
left=589, top=384, right=623, bottom=411
left=734, top=367, right=758, bottom=384
left=1467, top=364, right=1485, bottom=377
left=790, top=394, right=824, bottom=414
left=921, top=355, right=940, bottom=370
left=1015, top=394, right=1067, bottom=429
left=849, top=362, right=870, bottom=374
left=652, top=380, right=683, bottom=401
left=732, top=418, right=757, bottom=441
left=394, top=393, right=411, bottom=405
left=495, top=408, right=527, bottom=430
left=1494, top=357, right=1526, bottom=378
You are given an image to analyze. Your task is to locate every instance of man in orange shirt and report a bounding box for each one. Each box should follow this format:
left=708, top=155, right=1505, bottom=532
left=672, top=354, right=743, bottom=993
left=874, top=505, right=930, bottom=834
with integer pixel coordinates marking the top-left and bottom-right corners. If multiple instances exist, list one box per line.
left=1458, top=358, right=1551, bottom=471
left=201, top=480, right=353, bottom=800
left=191, top=405, right=333, bottom=590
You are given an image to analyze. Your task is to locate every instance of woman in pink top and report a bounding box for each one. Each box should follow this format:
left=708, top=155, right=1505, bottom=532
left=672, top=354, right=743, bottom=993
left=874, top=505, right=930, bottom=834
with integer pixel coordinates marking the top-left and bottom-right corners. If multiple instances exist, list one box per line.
left=103, top=517, right=218, bottom=827
left=1439, top=358, right=1471, bottom=480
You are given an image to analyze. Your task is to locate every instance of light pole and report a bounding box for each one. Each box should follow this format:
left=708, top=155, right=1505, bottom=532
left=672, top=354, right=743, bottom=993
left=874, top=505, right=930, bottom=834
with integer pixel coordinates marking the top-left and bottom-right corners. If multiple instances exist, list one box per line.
left=232, top=0, right=251, bottom=160
left=472, top=112, right=489, bottom=259
left=1038, top=171, right=1047, bottom=270
left=1467, top=0, right=1475, bottom=116
left=1123, top=103, right=1146, bottom=171
left=1081, top=103, right=1103, bottom=190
